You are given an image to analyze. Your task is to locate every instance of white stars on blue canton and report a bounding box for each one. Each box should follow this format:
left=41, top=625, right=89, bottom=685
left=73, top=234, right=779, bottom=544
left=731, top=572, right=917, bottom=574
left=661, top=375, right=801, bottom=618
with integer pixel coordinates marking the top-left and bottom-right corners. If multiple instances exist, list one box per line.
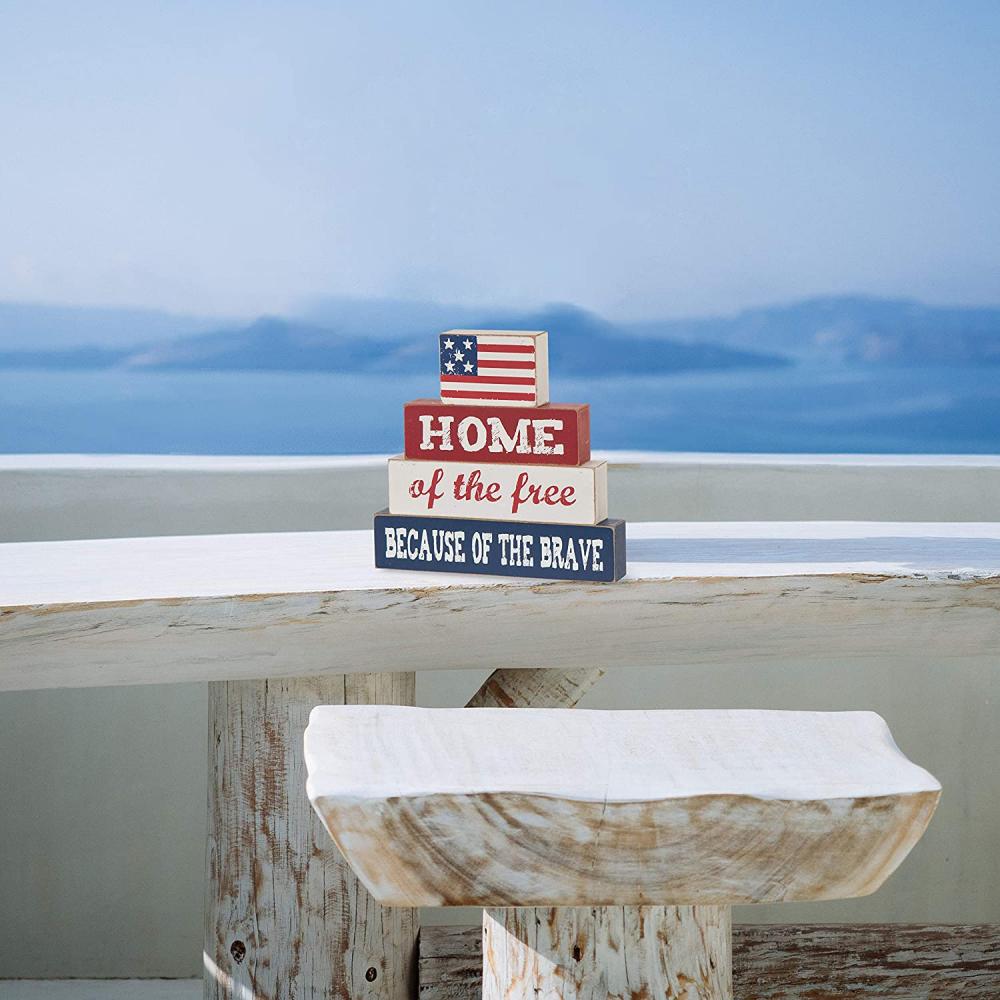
left=440, top=334, right=478, bottom=375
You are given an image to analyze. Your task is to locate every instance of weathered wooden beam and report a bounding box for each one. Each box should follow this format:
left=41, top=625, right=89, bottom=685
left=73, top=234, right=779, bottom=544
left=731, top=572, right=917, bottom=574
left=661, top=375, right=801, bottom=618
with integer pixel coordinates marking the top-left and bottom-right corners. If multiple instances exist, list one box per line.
left=4, top=523, right=999, bottom=692
left=420, top=923, right=1000, bottom=1000
left=483, top=906, right=731, bottom=1000
left=466, top=666, right=603, bottom=708
left=204, top=672, right=417, bottom=1000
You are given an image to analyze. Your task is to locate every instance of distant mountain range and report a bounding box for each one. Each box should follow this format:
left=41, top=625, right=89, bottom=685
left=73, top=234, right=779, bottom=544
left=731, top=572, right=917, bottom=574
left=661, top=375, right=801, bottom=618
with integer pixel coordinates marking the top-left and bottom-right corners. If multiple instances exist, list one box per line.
left=628, top=296, right=1000, bottom=365
left=114, top=307, right=788, bottom=375
left=1, top=296, right=998, bottom=374
left=0, top=301, right=221, bottom=350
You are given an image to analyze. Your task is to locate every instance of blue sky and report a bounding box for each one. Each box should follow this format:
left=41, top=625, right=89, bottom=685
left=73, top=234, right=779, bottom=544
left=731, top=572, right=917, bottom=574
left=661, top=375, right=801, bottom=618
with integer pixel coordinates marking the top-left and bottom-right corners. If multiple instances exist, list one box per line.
left=1, top=1, right=998, bottom=319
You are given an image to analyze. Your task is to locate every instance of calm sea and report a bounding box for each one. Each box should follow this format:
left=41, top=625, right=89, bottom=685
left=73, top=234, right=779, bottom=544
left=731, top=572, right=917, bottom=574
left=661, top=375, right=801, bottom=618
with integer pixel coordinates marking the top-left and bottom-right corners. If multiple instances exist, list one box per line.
left=1, top=366, right=998, bottom=454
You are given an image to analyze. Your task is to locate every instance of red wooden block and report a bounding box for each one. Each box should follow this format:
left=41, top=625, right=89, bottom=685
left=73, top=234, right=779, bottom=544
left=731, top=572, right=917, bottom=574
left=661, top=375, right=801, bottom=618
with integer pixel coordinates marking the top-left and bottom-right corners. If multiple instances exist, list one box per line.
left=403, top=400, right=590, bottom=466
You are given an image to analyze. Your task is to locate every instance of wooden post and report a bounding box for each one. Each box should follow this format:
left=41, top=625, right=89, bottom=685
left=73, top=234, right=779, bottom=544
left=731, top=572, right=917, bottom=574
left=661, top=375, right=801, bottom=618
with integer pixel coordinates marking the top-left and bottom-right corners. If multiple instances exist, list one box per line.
left=466, top=667, right=604, bottom=709
left=204, top=673, right=417, bottom=1000
left=472, top=673, right=733, bottom=1000
left=483, top=906, right=732, bottom=1000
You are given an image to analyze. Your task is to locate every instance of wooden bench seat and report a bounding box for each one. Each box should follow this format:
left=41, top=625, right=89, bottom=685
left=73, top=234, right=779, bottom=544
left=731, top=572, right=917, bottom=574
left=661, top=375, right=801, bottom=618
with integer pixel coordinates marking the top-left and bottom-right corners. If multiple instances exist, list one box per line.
left=305, top=706, right=940, bottom=908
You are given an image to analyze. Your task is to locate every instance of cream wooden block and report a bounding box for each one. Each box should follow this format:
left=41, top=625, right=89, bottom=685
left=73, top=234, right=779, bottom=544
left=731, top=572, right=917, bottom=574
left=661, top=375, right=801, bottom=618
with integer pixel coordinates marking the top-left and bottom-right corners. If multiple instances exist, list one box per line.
left=304, top=706, right=940, bottom=908
left=387, top=456, right=608, bottom=525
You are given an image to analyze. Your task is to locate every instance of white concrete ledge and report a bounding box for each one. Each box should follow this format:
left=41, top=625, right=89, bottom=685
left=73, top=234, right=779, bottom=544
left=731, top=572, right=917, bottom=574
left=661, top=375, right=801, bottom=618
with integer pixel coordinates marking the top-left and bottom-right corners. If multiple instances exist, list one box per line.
left=2, top=451, right=1000, bottom=471
left=2, top=451, right=1000, bottom=542
left=0, top=453, right=392, bottom=471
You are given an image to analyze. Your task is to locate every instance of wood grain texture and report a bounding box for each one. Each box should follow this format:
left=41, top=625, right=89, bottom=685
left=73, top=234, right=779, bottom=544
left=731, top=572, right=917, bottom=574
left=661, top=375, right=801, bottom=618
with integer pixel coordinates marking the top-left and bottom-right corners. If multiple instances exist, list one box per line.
left=466, top=667, right=604, bottom=708
left=204, top=672, right=417, bottom=1000
left=9, top=521, right=999, bottom=606
left=305, top=707, right=940, bottom=907
left=483, top=906, right=732, bottom=1000
left=4, top=522, right=999, bottom=691
left=421, top=923, right=1000, bottom=1000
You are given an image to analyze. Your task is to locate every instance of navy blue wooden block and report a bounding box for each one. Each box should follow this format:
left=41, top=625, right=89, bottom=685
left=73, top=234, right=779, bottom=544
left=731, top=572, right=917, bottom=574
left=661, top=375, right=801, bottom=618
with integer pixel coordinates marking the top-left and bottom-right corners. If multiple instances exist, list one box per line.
left=373, top=510, right=626, bottom=582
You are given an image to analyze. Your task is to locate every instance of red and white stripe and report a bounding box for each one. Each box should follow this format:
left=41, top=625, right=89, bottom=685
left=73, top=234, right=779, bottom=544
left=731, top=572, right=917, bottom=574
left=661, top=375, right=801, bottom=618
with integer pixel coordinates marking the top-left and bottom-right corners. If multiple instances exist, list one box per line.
left=440, top=332, right=549, bottom=407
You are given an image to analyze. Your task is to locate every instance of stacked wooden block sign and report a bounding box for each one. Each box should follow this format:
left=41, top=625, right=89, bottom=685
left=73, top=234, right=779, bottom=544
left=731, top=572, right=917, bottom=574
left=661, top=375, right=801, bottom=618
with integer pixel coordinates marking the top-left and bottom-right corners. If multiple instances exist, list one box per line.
left=375, top=329, right=625, bottom=580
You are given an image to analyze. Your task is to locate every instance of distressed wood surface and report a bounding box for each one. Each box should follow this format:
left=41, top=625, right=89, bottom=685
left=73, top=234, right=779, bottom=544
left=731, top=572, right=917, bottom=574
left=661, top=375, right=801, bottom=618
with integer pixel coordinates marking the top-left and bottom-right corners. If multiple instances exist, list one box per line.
left=466, top=667, right=604, bottom=708
left=305, top=707, right=939, bottom=907
left=483, top=906, right=732, bottom=1000
left=3, top=522, right=999, bottom=691
left=421, top=922, right=1000, bottom=1000
left=204, top=672, right=417, bottom=1000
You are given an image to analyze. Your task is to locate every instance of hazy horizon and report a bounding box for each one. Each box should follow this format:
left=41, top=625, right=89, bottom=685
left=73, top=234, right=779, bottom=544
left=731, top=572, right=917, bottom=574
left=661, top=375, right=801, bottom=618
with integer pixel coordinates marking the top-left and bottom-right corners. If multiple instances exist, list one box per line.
left=4, top=287, right=1000, bottom=326
left=2, top=2, right=998, bottom=321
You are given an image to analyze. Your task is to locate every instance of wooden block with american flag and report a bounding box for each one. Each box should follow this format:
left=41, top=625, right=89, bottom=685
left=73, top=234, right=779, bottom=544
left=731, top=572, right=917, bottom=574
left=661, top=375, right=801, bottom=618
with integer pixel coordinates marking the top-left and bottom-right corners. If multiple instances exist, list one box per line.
left=439, top=329, right=549, bottom=407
